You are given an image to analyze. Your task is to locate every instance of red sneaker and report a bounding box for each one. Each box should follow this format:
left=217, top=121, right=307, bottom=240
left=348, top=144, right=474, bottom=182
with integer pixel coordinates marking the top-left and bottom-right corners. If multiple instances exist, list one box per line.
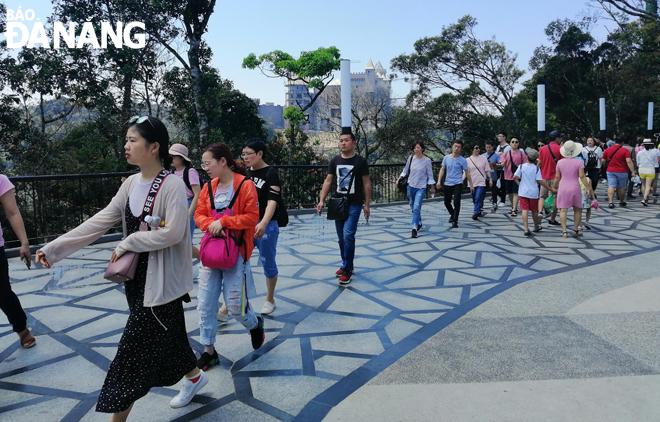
left=338, top=271, right=353, bottom=285
left=335, top=268, right=344, bottom=277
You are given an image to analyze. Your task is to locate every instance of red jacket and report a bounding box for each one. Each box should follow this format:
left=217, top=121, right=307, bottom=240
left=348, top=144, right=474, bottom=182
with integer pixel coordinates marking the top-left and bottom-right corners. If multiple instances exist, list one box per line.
left=195, top=174, right=259, bottom=261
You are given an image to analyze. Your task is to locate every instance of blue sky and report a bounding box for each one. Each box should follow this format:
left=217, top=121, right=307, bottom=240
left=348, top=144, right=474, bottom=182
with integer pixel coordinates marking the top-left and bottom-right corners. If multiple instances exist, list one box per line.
left=4, top=0, right=615, bottom=104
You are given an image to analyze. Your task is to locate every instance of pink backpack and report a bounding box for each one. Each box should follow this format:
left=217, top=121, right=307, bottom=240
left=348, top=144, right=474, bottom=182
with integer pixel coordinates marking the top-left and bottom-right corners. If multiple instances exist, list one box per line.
left=199, top=179, right=247, bottom=269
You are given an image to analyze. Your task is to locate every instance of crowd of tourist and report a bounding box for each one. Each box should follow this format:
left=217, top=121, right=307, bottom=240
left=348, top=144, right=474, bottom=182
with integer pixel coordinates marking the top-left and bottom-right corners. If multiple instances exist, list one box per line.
left=2, top=117, right=660, bottom=421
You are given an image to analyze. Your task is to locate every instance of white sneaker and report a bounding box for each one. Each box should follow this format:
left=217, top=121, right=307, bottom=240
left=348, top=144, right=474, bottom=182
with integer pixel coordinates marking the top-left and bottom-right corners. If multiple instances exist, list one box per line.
left=217, top=309, right=230, bottom=323
left=261, top=300, right=276, bottom=315
left=170, top=370, right=208, bottom=408
left=497, top=202, right=506, bottom=207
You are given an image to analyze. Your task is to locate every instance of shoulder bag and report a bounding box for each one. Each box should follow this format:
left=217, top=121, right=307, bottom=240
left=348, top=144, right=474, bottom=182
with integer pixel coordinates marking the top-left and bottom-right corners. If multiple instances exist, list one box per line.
left=104, top=169, right=170, bottom=283
left=265, top=166, right=289, bottom=227
left=606, top=146, right=623, bottom=166
left=327, top=158, right=361, bottom=221
left=199, top=178, right=248, bottom=269
left=508, top=151, right=522, bottom=175
left=397, top=156, right=414, bottom=194
left=547, top=144, right=558, bottom=163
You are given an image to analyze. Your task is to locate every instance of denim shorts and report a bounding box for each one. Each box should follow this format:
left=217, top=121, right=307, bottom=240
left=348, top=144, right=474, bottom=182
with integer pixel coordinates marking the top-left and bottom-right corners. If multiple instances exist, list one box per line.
left=606, top=172, right=628, bottom=190
left=254, top=220, right=279, bottom=278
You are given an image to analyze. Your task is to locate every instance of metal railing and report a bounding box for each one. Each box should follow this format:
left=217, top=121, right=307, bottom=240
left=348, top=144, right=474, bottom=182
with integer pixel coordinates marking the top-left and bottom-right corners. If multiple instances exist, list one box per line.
left=2, top=163, right=442, bottom=248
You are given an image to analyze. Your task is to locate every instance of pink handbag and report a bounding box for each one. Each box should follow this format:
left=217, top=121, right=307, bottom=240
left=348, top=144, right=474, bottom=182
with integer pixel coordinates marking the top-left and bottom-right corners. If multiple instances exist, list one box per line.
left=199, top=179, right=246, bottom=269
left=104, top=252, right=139, bottom=283
left=103, top=170, right=169, bottom=283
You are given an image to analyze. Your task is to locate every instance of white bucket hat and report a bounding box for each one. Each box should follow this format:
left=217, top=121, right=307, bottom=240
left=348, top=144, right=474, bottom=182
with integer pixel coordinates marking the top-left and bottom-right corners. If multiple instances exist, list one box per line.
left=168, top=143, right=191, bottom=163
left=560, top=140, right=583, bottom=158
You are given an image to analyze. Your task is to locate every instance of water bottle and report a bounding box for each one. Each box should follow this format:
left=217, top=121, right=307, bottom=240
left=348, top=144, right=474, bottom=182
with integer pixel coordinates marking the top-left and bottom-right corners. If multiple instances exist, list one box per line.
left=144, top=215, right=161, bottom=228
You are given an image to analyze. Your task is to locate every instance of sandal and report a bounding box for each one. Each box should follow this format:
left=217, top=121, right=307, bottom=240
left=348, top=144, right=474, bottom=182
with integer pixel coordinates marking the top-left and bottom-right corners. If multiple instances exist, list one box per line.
left=608, top=203, right=615, bottom=209
left=511, top=210, right=517, bottom=217
left=18, top=329, right=36, bottom=349
left=533, top=226, right=543, bottom=233
left=561, top=231, right=568, bottom=238
left=524, top=230, right=531, bottom=236
left=573, top=229, right=583, bottom=237
left=508, top=209, right=513, bottom=215
left=642, top=198, right=648, bottom=206
left=584, top=222, right=591, bottom=230
left=619, top=201, right=627, bottom=207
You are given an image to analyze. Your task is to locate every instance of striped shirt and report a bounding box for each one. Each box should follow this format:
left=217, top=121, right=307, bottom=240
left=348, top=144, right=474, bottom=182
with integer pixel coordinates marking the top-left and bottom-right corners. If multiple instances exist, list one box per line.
left=401, top=156, right=435, bottom=189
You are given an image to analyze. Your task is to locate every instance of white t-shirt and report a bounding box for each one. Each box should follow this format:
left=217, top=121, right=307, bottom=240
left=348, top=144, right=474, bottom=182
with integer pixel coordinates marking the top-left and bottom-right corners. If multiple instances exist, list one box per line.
left=496, top=143, right=511, bottom=155
left=636, top=149, right=659, bottom=173
left=214, top=186, right=234, bottom=210
left=514, top=163, right=543, bottom=199
left=129, top=178, right=154, bottom=217
left=581, top=146, right=603, bottom=169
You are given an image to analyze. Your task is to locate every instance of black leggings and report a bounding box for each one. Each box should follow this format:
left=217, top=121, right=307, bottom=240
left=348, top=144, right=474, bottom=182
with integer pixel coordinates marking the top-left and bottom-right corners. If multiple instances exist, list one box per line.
left=444, top=184, right=463, bottom=221
left=0, top=247, right=28, bottom=333
left=586, top=168, right=600, bottom=192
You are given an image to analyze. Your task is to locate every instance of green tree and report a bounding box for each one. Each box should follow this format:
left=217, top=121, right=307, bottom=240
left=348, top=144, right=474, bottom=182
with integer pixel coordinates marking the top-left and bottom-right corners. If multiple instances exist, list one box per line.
left=391, top=15, right=526, bottom=136
left=243, top=47, right=341, bottom=163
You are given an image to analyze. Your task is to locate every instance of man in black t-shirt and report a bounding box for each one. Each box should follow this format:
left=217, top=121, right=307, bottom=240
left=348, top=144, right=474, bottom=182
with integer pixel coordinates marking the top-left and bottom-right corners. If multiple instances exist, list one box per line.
left=317, top=131, right=371, bottom=285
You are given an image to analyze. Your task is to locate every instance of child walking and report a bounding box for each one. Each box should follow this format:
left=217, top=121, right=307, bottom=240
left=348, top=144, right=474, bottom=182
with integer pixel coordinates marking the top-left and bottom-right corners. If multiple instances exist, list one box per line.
left=514, top=149, right=556, bottom=236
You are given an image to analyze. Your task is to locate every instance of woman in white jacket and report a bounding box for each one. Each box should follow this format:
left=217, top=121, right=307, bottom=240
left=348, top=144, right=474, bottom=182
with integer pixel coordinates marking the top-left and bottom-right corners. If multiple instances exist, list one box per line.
left=36, top=116, right=206, bottom=421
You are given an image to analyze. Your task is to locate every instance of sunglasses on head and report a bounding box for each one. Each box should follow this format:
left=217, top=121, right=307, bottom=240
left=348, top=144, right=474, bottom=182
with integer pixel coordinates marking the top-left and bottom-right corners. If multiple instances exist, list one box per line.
left=126, top=115, right=156, bottom=130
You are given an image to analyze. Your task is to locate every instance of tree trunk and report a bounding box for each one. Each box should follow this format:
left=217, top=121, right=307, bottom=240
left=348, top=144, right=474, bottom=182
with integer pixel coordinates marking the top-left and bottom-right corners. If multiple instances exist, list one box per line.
left=187, top=33, right=209, bottom=147
left=121, top=73, right=132, bottom=121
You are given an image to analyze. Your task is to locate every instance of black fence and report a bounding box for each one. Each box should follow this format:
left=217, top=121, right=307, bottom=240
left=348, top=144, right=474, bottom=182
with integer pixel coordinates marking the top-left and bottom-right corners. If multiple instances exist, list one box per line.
left=2, top=163, right=442, bottom=248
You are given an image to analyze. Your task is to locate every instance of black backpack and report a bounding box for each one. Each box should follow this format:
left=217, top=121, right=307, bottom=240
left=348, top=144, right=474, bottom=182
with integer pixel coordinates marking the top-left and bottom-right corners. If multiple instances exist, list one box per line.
left=181, top=166, right=209, bottom=191
left=266, top=167, right=289, bottom=227
left=586, top=148, right=599, bottom=169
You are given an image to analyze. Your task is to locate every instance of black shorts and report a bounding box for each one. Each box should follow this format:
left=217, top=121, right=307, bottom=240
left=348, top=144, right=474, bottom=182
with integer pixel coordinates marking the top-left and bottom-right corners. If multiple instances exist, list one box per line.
left=505, top=179, right=519, bottom=194
left=656, top=168, right=659, bottom=174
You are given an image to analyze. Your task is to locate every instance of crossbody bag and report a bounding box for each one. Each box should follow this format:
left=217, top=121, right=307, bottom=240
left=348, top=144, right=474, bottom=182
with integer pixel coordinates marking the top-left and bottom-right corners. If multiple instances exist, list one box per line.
left=397, top=155, right=414, bottom=194
left=104, top=169, right=170, bottom=283
left=327, top=162, right=359, bottom=221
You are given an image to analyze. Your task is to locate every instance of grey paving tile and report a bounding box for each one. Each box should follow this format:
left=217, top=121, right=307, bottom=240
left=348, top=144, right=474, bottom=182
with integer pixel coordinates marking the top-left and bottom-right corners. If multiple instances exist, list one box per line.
left=315, top=355, right=370, bottom=376
left=2, top=397, right=80, bottom=422
left=252, top=375, right=335, bottom=416
left=4, top=355, right=106, bottom=393
left=242, top=339, right=302, bottom=371
left=294, top=312, right=380, bottom=335
left=310, top=332, right=385, bottom=355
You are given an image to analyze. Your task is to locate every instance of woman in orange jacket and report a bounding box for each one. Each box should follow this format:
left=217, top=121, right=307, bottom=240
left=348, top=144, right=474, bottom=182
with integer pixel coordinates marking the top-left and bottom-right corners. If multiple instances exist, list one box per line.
left=194, top=143, right=264, bottom=371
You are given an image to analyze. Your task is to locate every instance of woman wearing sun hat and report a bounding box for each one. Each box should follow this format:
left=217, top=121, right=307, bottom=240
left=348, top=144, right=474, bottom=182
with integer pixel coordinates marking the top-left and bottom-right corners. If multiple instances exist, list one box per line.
left=553, top=140, right=595, bottom=237
left=636, top=138, right=659, bottom=205
left=169, top=144, right=202, bottom=257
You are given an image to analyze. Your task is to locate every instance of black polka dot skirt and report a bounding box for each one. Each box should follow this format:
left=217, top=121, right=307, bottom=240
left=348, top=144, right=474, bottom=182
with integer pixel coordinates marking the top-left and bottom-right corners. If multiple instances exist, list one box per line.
left=95, top=200, right=196, bottom=413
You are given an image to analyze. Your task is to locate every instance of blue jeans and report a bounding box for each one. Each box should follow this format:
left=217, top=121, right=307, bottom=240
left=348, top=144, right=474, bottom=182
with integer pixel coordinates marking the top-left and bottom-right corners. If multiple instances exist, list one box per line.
left=471, top=186, right=486, bottom=214
left=197, top=260, right=258, bottom=346
left=407, top=186, right=425, bottom=229
left=254, top=220, right=279, bottom=278
left=187, top=197, right=196, bottom=244
left=335, top=205, right=361, bottom=272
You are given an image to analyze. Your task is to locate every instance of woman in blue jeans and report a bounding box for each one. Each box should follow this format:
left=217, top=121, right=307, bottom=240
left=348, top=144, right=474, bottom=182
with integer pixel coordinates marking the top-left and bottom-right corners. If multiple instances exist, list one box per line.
left=467, top=143, right=493, bottom=220
left=218, top=139, right=282, bottom=318
left=395, top=141, right=435, bottom=238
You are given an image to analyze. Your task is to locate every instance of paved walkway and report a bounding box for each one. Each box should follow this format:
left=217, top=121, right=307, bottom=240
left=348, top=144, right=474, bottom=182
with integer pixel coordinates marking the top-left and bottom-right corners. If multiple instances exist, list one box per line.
left=1, top=192, right=659, bottom=421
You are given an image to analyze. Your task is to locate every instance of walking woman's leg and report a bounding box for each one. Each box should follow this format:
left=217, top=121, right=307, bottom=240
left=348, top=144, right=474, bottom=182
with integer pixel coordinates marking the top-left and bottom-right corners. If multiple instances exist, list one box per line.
left=412, top=188, right=424, bottom=229
left=110, top=403, right=134, bottom=422
left=197, top=267, right=223, bottom=352
left=0, top=248, right=29, bottom=336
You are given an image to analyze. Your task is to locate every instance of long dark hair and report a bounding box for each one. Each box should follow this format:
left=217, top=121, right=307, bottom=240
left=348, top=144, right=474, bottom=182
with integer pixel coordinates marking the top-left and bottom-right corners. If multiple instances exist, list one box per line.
left=126, top=116, right=172, bottom=169
left=204, top=143, right=247, bottom=175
